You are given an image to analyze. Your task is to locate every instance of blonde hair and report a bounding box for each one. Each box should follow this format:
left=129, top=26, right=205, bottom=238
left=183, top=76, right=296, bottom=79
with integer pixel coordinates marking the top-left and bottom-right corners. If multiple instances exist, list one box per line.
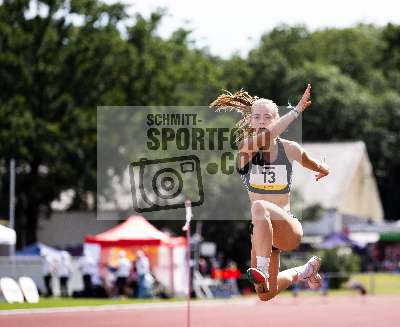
left=209, top=89, right=279, bottom=144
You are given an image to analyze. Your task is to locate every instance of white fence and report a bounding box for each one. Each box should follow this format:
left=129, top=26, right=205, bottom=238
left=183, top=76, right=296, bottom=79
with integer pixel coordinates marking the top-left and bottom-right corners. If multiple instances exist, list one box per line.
left=0, top=256, right=84, bottom=297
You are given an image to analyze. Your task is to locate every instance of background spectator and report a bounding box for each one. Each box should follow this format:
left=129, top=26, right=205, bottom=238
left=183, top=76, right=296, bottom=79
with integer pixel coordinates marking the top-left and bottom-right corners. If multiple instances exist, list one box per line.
left=58, top=251, right=72, bottom=297
left=78, top=249, right=97, bottom=297
left=115, top=250, right=132, bottom=297
left=41, top=250, right=56, bottom=297
left=136, top=250, right=151, bottom=298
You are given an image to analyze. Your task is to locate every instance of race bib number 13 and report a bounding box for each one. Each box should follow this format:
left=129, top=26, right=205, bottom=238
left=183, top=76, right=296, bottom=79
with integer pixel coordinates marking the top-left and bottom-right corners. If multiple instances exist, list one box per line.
left=249, top=165, right=288, bottom=191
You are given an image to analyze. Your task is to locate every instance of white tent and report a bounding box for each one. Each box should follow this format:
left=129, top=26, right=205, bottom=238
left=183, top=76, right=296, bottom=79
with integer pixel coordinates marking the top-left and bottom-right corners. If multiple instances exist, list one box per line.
left=293, top=141, right=383, bottom=221
left=0, top=224, right=16, bottom=245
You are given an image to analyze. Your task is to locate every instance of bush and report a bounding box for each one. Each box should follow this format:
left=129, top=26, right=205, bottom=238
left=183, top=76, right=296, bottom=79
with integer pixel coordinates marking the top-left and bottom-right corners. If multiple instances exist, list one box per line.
left=318, top=247, right=361, bottom=289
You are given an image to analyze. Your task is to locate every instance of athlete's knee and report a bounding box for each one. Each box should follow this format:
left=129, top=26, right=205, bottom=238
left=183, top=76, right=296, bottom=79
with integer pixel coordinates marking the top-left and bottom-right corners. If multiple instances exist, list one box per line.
left=258, top=292, right=269, bottom=301
left=257, top=280, right=278, bottom=302
left=256, top=288, right=271, bottom=302
left=257, top=291, right=276, bottom=302
left=284, top=231, right=303, bottom=251
left=251, top=200, right=270, bottom=221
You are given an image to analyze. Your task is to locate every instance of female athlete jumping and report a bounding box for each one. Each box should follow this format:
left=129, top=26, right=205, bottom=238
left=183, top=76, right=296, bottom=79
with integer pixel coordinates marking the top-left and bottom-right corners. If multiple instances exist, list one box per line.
left=210, top=84, right=330, bottom=301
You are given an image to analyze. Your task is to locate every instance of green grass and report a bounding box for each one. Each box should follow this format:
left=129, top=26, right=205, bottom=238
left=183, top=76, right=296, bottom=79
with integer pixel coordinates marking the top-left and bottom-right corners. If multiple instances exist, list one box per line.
left=1, top=273, right=399, bottom=310
left=0, top=297, right=183, bottom=310
left=352, top=273, right=400, bottom=294
left=281, top=272, right=400, bottom=296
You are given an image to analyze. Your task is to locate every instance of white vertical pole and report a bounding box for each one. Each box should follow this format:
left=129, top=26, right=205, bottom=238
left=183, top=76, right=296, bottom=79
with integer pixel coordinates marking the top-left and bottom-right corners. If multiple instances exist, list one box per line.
left=183, top=199, right=192, bottom=327
left=9, top=159, right=16, bottom=257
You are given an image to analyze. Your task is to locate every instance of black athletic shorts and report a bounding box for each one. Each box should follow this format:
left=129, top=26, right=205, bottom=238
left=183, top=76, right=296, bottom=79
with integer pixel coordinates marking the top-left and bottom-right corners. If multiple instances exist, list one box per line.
left=249, top=212, right=298, bottom=252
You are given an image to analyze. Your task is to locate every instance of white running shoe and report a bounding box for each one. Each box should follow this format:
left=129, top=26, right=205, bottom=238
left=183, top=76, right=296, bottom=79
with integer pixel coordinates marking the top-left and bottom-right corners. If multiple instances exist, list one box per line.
left=302, top=256, right=322, bottom=289
left=246, top=268, right=270, bottom=292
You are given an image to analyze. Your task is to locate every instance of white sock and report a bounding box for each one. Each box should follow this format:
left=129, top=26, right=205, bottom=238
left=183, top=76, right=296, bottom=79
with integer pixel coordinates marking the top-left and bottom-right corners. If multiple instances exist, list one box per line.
left=256, top=256, right=270, bottom=275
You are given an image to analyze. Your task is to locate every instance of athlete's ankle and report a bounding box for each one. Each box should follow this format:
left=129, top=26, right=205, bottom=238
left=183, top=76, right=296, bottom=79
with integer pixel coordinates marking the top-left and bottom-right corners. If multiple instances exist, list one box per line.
left=256, top=256, right=270, bottom=276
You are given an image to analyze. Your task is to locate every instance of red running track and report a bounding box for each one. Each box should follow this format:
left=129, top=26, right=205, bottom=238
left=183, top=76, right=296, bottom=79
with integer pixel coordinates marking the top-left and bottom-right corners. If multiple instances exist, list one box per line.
left=1, top=295, right=399, bottom=327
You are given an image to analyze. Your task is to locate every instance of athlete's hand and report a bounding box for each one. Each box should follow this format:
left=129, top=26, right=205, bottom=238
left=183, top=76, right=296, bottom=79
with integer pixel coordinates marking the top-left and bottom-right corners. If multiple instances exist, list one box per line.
left=315, top=157, right=329, bottom=181
left=296, top=83, right=312, bottom=113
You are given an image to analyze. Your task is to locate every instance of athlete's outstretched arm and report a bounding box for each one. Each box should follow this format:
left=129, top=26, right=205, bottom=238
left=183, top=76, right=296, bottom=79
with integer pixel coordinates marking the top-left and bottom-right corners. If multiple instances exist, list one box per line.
left=287, top=141, right=330, bottom=181
left=239, top=84, right=312, bottom=166
left=301, top=152, right=330, bottom=181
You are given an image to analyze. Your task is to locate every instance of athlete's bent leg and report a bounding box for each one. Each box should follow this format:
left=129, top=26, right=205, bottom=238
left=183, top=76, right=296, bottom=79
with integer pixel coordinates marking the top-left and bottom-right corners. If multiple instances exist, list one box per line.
left=251, top=200, right=273, bottom=265
left=249, top=200, right=273, bottom=290
left=251, top=246, right=298, bottom=301
left=251, top=250, right=322, bottom=301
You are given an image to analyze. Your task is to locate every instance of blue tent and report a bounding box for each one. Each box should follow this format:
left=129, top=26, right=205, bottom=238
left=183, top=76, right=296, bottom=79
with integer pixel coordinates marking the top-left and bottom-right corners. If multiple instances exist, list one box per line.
left=319, top=233, right=362, bottom=249
left=16, top=242, right=62, bottom=257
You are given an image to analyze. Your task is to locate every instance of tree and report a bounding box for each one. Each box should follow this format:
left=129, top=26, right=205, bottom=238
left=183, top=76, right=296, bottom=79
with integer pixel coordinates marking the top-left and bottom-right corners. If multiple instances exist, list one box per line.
left=0, top=1, right=225, bottom=246
left=0, top=0, right=129, bottom=246
left=309, top=24, right=385, bottom=86
left=380, top=23, right=400, bottom=92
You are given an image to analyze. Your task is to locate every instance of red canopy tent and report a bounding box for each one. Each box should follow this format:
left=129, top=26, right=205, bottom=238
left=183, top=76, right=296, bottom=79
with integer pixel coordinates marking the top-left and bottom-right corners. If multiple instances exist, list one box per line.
left=85, top=215, right=185, bottom=247
left=84, top=215, right=186, bottom=294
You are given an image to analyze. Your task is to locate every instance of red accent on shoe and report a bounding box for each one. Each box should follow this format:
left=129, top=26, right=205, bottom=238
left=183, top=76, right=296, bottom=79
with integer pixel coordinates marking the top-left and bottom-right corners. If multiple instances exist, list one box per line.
left=247, top=268, right=268, bottom=284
